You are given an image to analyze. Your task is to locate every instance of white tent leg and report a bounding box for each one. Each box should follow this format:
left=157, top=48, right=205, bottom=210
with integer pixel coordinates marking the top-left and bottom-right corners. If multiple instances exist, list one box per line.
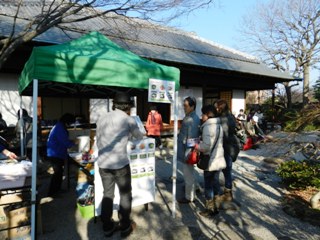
left=31, top=79, right=38, bottom=240
left=19, top=97, right=24, bottom=156
left=172, top=91, right=179, bottom=218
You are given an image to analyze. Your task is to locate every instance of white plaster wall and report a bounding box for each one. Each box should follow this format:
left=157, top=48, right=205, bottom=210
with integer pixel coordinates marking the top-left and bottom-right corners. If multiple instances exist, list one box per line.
left=90, top=99, right=110, bottom=123
left=90, top=97, right=137, bottom=123
left=0, top=73, right=33, bottom=126
left=171, top=87, right=203, bottom=121
left=231, top=89, right=245, bottom=116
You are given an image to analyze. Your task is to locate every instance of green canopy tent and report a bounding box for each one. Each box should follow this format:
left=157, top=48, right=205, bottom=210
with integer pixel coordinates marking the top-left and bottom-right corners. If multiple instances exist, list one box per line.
left=19, top=31, right=180, bottom=96
left=18, top=32, right=180, bottom=239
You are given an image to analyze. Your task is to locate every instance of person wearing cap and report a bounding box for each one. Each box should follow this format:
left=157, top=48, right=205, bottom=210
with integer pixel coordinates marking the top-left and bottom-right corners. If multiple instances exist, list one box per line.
left=254, top=108, right=266, bottom=131
left=95, top=92, right=144, bottom=238
left=177, top=96, right=201, bottom=204
left=246, top=115, right=265, bottom=144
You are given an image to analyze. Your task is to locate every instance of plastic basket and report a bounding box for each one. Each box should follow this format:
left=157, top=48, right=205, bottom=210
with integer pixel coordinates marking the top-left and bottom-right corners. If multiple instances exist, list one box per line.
left=77, top=203, right=94, bottom=219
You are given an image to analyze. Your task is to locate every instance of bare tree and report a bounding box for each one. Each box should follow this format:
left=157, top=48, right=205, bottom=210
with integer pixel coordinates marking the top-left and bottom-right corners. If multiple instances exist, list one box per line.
left=240, top=0, right=320, bottom=107
left=0, top=0, right=214, bottom=70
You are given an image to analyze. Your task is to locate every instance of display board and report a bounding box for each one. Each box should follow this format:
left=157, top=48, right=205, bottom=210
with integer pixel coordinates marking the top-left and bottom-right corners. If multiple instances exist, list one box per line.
left=95, top=138, right=155, bottom=215
left=148, top=78, right=175, bottom=103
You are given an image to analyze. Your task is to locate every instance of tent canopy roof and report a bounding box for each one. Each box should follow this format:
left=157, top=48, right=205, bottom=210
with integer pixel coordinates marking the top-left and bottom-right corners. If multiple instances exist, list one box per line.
left=19, top=32, right=180, bottom=97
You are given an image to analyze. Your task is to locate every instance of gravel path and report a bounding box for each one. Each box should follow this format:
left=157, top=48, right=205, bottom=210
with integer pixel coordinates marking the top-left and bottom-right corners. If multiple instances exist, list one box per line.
left=37, top=132, right=320, bottom=239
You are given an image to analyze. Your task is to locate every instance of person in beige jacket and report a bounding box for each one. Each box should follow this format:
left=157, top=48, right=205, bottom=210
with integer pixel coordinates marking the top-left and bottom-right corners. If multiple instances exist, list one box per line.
left=195, top=105, right=225, bottom=217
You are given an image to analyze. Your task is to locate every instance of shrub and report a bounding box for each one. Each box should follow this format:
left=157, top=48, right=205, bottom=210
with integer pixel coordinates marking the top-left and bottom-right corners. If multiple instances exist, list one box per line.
left=276, top=160, right=320, bottom=189
left=283, top=103, right=320, bottom=132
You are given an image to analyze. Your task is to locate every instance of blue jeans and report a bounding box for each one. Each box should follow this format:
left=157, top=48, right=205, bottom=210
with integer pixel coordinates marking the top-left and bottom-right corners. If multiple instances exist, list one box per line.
left=222, top=154, right=233, bottom=189
left=203, top=170, right=220, bottom=200
left=99, top=164, right=132, bottom=231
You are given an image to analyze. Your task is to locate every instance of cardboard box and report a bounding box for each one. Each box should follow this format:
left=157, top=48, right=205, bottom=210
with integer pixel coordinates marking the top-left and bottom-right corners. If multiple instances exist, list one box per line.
left=8, top=206, right=31, bottom=239
left=0, top=194, right=31, bottom=240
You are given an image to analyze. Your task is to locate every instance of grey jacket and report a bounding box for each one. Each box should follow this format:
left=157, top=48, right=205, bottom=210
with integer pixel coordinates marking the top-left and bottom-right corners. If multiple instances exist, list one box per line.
left=177, top=111, right=200, bottom=162
left=96, top=108, right=144, bottom=169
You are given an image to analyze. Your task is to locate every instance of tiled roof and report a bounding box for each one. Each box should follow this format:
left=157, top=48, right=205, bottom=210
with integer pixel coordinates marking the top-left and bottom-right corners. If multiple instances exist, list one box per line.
left=0, top=1, right=293, bottom=81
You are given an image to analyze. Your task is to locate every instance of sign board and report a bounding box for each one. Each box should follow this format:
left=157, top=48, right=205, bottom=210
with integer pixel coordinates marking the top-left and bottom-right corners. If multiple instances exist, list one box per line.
left=95, top=138, right=155, bottom=215
left=148, top=78, right=175, bottom=103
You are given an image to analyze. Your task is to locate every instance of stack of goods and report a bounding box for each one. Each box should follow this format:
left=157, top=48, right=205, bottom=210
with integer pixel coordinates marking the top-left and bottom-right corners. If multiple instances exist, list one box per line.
left=76, top=162, right=94, bottom=219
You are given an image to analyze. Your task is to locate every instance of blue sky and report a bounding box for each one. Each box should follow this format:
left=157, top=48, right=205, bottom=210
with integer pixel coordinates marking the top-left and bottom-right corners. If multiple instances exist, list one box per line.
left=170, top=0, right=318, bottom=85
left=170, top=0, right=261, bottom=49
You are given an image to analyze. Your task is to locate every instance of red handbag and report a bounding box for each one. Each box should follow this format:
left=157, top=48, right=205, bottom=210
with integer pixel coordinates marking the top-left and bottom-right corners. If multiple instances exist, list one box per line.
left=186, top=148, right=199, bottom=165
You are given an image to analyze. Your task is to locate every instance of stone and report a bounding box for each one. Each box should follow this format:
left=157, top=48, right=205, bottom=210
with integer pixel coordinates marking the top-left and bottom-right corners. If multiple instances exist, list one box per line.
left=291, top=152, right=307, bottom=162
left=242, top=172, right=259, bottom=181
left=256, top=174, right=267, bottom=181
left=310, top=191, right=320, bottom=209
left=277, top=236, right=294, bottom=240
left=263, top=157, right=285, bottom=165
left=294, top=134, right=319, bottom=143
left=261, top=163, right=277, bottom=170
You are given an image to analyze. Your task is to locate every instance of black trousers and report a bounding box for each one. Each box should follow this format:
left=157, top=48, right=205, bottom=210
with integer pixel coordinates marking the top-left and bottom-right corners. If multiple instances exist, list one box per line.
left=148, top=135, right=162, bottom=147
left=47, top=156, right=64, bottom=196
left=99, top=164, right=132, bottom=231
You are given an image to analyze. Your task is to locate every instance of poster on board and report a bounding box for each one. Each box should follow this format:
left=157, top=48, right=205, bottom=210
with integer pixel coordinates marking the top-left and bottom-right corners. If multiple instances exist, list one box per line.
left=95, top=138, right=155, bottom=215
left=148, top=78, right=175, bottom=103
left=127, top=137, right=155, bottom=207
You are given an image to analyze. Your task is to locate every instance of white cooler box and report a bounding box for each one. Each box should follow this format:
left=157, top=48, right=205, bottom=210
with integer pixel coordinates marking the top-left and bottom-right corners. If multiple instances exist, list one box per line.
left=0, top=161, right=32, bottom=190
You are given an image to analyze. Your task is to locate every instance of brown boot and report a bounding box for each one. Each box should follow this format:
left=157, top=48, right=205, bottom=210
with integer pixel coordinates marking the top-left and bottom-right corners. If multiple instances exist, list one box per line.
left=199, top=199, right=214, bottom=217
left=199, top=199, right=219, bottom=217
left=221, top=188, right=233, bottom=202
left=214, top=195, right=222, bottom=210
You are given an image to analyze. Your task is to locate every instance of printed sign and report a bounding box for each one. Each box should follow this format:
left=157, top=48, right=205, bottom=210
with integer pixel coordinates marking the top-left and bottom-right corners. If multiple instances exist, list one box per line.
left=95, top=138, right=156, bottom=215
left=127, top=138, right=155, bottom=207
left=148, top=78, right=175, bottom=103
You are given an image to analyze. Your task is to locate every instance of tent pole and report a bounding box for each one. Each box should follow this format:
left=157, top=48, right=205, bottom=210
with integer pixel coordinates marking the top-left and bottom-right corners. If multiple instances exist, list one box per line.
left=172, top=91, right=179, bottom=218
left=19, top=96, right=24, bottom=156
left=31, top=79, right=38, bottom=240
